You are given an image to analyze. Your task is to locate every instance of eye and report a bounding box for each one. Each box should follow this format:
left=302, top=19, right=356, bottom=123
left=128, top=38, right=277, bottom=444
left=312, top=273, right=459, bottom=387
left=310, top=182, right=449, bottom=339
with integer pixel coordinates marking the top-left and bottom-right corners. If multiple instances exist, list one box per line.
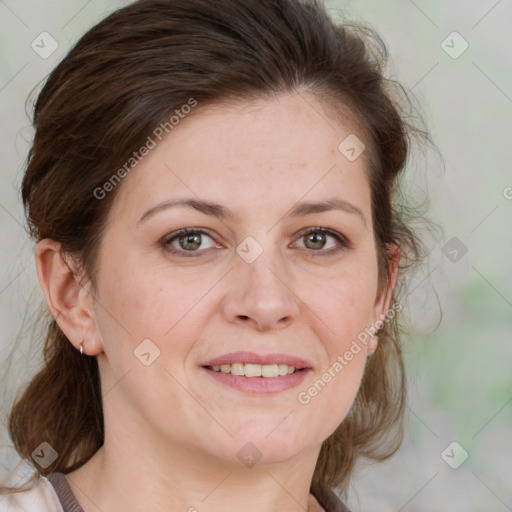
left=161, top=226, right=351, bottom=258
left=162, top=228, right=220, bottom=256
left=293, top=227, right=351, bottom=255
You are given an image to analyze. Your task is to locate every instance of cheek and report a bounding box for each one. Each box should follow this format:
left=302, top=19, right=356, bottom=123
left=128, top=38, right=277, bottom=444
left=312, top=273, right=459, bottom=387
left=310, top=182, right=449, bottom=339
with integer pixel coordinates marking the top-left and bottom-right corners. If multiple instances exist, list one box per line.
left=101, top=278, right=174, bottom=340
left=297, top=265, right=376, bottom=421
left=299, top=281, right=372, bottom=437
left=312, top=267, right=377, bottom=348
left=96, top=255, right=212, bottom=353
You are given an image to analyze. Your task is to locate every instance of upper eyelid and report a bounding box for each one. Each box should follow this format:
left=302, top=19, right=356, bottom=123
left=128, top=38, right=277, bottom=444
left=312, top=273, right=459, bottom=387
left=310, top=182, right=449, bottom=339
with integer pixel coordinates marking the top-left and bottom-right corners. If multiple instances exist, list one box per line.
left=163, top=228, right=219, bottom=246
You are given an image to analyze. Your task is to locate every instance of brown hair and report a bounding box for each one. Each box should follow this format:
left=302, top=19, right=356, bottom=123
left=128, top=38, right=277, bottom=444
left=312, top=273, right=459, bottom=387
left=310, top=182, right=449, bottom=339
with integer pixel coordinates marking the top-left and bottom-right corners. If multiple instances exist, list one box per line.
left=2, top=0, right=432, bottom=497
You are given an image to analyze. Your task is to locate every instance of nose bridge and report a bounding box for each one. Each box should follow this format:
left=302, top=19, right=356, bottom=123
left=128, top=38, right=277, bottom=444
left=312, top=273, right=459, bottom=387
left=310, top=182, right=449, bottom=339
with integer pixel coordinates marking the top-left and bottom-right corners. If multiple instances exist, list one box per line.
left=222, top=238, right=299, bottom=330
left=239, top=240, right=291, bottom=302
left=244, top=246, right=287, bottom=297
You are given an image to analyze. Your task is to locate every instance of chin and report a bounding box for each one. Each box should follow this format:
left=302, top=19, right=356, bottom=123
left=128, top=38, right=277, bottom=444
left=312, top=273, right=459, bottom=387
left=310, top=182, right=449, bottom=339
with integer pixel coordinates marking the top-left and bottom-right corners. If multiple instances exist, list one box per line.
left=214, top=429, right=314, bottom=467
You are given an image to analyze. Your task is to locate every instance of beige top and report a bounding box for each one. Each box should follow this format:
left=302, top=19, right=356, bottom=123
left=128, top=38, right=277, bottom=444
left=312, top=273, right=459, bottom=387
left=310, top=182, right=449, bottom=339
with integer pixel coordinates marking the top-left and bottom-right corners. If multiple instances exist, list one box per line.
left=0, top=475, right=65, bottom=512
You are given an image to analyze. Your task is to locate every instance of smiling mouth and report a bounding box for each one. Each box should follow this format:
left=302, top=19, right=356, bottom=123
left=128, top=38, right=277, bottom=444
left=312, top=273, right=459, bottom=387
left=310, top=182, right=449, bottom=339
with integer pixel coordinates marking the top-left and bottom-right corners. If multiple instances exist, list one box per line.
left=204, top=363, right=301, bottom=377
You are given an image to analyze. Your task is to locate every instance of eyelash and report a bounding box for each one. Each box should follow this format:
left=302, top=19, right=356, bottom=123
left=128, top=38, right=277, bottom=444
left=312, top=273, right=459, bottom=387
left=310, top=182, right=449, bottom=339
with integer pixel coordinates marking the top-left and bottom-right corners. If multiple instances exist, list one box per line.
left=161, top=227, right=352, bottom=258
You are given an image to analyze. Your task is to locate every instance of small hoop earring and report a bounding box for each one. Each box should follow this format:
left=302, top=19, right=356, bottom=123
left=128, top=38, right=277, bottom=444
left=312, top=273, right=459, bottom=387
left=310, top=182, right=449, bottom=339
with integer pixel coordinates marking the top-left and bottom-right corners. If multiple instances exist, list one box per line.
left=79, top=341, right=84, bottom=355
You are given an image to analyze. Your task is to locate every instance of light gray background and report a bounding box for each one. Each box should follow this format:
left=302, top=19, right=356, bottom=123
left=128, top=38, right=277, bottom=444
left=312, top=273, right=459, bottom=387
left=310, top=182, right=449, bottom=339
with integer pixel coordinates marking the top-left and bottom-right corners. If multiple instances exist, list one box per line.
left=1, top=1, right=511, bottom=511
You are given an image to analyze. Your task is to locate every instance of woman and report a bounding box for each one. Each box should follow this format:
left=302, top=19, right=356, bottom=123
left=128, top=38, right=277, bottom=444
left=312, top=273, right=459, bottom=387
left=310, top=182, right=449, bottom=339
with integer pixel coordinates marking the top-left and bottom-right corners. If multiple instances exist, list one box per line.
left=0, top=0, right=429, bottom=510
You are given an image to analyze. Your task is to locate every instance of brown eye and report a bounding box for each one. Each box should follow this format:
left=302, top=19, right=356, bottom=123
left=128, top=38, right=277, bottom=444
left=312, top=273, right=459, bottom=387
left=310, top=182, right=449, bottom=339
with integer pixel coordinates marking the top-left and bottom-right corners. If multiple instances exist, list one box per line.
left=162, top=228, right=218, bottom=256
left=294, top=227, right=350, bottom=255
left=303, top=231, right=328, bottom=250
left=178, top=233, right=202, bottom=251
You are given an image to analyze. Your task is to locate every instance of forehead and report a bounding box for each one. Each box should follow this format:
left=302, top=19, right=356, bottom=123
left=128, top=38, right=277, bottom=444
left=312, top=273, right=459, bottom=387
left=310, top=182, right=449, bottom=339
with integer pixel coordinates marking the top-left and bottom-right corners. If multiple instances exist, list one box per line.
left=108, top=92, right=372, bottom=223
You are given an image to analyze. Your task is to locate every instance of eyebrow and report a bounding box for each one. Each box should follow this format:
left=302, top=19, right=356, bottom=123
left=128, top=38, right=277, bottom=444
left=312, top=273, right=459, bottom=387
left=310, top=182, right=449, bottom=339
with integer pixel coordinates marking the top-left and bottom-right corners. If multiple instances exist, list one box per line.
left=137, top=197, right=367, bottom=228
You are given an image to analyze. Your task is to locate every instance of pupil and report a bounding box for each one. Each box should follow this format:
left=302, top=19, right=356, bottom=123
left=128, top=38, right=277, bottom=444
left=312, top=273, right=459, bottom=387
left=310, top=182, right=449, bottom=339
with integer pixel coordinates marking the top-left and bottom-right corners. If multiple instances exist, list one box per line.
left=307, top=232, right=325, bottom=249
left=180, top=233, right=201, bottom=250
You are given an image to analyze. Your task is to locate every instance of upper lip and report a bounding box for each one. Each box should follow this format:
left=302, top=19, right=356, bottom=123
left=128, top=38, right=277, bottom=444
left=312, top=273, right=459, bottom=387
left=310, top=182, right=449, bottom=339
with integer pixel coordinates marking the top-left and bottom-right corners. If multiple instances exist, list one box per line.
left=201, top=351, right=312, bottom=370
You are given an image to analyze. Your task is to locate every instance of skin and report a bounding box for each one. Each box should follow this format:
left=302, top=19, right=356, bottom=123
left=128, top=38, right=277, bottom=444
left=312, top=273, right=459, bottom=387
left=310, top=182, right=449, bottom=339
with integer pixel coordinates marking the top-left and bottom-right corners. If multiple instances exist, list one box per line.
left=36, top=92, right=399, bottom=512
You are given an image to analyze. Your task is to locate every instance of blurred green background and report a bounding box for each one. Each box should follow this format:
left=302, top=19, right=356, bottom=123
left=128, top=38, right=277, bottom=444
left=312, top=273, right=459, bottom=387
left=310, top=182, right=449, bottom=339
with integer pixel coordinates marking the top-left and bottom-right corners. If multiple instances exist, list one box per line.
left=0, top=1, right=510, bottom=510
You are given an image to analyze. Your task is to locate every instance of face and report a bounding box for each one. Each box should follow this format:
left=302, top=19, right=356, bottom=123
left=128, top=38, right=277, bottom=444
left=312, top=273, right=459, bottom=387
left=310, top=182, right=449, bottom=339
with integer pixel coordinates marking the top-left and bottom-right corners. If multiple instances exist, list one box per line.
left=87, top=92, right=394, bottom=466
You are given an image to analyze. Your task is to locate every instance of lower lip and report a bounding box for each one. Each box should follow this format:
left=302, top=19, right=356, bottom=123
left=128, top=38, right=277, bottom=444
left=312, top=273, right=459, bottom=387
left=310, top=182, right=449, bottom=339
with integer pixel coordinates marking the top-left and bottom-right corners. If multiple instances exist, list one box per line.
left=202, top=367, right=311, bottom=394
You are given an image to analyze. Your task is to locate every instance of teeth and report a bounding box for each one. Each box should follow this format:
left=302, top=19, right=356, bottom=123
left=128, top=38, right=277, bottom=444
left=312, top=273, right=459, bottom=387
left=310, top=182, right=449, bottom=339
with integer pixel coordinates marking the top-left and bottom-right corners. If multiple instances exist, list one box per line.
left=210, top=363, right=297, bottom=377
left=261, top=364, right=279, bottom=378
left=278, top=364, right=289, bottom=376
left=244, top=363, right=261, bottom=377
left=231, top=363, right=244, bottom=376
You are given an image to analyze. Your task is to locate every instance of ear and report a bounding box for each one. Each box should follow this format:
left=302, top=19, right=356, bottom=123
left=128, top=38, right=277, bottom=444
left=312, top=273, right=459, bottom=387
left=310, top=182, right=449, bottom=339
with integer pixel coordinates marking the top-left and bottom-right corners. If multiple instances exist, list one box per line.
left=35, top=238, right=104, bottom=356
left=367, top=242, right=400, bottom=355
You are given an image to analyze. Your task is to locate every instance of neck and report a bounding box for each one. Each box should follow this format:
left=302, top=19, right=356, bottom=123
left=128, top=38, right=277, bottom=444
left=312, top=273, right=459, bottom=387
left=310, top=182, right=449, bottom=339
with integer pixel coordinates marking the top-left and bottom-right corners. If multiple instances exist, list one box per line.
left=65, top=439, right=324, bottom=512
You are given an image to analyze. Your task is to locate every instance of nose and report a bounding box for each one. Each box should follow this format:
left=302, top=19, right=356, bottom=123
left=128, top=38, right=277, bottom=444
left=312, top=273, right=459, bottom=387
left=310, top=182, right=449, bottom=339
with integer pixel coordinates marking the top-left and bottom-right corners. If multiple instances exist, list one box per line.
left=220, top=246, right=300, bottom=331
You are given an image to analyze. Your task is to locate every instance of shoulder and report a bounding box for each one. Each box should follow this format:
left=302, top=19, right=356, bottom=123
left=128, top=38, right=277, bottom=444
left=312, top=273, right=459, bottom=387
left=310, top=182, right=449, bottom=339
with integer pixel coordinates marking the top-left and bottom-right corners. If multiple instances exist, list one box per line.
left=0, top=475, right=64, bottom=512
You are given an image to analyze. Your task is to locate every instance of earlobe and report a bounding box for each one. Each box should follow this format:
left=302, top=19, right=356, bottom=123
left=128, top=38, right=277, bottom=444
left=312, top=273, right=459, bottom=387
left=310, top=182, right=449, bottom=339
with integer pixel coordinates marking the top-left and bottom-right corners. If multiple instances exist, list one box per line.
left=369, top=242, right=401, bottom=353
left=35, top=238, right=102, bottom=355
left=366, top=334, right=379, bottom=355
